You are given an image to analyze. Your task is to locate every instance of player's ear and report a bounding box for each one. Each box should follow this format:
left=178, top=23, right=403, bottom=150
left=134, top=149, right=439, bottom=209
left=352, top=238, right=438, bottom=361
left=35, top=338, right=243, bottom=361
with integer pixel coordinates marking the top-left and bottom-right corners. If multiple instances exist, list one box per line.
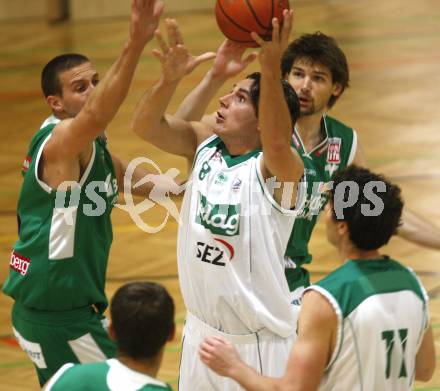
left=108, top=322, right=117, bottom=341
left=46, top=95, right=63, bottom=114
left=331, top=82, right=343, bottom=98
left=337, top=221, right=348, bottom=236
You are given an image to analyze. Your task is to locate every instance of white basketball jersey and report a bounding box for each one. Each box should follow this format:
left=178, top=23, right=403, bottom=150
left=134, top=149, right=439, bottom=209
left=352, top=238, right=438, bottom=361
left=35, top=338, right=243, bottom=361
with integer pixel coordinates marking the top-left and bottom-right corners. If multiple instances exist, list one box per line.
left=306, top=258, right=429, bottom=391
left=177, top=136, right=301, bottom=336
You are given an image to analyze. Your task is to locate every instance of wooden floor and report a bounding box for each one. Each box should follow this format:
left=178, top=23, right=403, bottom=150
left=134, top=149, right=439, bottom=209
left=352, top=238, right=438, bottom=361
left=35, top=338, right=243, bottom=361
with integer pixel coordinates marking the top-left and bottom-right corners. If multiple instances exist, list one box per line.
left=0, top=0, right=439, bottom=389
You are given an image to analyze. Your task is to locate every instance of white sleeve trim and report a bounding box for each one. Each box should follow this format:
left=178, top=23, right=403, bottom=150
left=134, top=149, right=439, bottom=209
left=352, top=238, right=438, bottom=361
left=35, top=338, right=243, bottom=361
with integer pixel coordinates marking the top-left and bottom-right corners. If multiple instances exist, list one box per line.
left=34, top=135, right=96, bottom=193
left=44, top=363, right=74, bottom=390
left=347, top=129, right=358, bottom=165
left=34, top=134, right=53, bottom=193
left=255, top=154, right=305, bottom=216
left=304, top=285, right=343, bottom=371
left=195, top=134, right=218, bottom=155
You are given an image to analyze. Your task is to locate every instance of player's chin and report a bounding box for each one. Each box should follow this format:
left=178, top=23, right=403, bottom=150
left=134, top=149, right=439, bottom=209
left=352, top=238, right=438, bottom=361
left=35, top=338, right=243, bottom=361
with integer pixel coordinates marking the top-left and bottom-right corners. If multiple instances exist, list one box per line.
left=299, top=107, right=314, bottom=117
left=213, top=123, right=226, bottom=135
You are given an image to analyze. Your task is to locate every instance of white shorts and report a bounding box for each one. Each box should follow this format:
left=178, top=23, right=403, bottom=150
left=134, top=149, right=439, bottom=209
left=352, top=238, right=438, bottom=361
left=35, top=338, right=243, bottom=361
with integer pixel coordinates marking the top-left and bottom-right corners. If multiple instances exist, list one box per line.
left=290, top=284, right=306, bottom=332
left=179, top=312, right=295, bottom=391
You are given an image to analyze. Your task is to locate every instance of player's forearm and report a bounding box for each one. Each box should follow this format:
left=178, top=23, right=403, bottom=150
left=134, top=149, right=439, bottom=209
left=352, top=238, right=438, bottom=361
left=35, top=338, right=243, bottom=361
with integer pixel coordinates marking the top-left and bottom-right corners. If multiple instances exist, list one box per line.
left=81, top=39, right=146, bottom=132
left=174, top=69, right=227, bottom=121
left=228, top=361, right=282, bottom=391
left=132, top=75, right=180, bottom=142
left=259, top=69, right=301, bottom=181
left=397, top=208, right=440, bottom=249
left=259, top=70, right=291, bottom=153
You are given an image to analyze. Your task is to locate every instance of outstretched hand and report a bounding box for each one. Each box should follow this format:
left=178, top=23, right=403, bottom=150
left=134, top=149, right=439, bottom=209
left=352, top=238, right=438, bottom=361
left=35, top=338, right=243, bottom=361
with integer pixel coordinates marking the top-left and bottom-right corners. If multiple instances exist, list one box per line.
left=251, top=9, right=293, bottom=74
left=199, top=336, right=243, bottom=377
left=210, top=39, right=257, bottom=79
left=153, top=18, right=216, bottom=83
left=130, top=0, right=165, bottom=46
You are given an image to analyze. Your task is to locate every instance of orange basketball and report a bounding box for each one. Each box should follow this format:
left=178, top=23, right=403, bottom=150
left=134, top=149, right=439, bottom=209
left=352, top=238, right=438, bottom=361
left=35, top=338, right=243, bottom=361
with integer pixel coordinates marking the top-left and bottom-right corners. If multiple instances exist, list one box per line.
left=215, top=0, right=290, bottom=48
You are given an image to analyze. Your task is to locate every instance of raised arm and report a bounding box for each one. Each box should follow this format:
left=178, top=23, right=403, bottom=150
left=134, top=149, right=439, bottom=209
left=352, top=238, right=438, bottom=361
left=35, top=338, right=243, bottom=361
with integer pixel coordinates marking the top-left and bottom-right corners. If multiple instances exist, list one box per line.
left=132, top=18, right=216, bottom=158
left=174, top=40, right=257, bottom=124
left=396, top=208, right=440, bottom=249
left=45, top=0, right=163, bottom=163
left=252, top=11, right=304, bottom=207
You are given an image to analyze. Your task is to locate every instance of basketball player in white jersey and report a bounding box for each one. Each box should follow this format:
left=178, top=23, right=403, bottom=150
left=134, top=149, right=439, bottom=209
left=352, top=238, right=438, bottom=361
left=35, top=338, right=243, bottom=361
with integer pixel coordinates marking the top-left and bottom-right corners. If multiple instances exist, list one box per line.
left=200, top=165, right=435, bottom=391
left=132, top=11, right=305, bottom=390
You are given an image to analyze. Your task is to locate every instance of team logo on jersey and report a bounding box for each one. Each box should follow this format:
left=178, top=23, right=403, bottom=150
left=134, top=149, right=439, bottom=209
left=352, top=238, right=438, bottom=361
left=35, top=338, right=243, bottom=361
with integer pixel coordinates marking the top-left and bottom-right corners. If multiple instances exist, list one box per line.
left=22, top=156, right=32, bottom=173
left=232, top=177, right=242, bottom=191
left=10, top=251, right=30, bottom=276
left=214, top=172, right=228, bottom=185
left=324, top=163, right=339, bottom=177
left=195, top=238, right=235, bottom=267
left=196, top=192, right=240, bottom=236
left=326, top=138, right=341, bottom=164
left=304, top=168, right=317, bottom=177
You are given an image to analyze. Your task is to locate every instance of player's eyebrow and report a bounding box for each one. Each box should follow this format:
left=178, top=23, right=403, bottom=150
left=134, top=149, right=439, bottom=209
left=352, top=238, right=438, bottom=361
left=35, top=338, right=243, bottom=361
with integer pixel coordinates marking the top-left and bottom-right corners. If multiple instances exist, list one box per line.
left=237, top=88, right=251, bottom=96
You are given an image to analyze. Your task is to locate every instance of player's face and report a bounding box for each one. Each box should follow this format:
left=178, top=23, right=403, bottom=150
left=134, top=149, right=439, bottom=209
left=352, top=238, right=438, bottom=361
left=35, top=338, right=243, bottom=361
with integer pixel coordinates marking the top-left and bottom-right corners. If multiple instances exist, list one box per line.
left=215, top=79, right=258, bottom=137
left=325, top=201, right=340, bottom=247
left=51, top=62, right=99, bottom=118
left=286, top=58, right=342, bottom=117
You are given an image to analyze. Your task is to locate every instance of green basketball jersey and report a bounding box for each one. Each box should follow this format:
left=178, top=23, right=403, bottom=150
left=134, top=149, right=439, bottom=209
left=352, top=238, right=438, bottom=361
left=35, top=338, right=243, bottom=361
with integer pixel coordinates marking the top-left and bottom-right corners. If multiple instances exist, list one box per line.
left=307, top=258, right=428, bottom=391
left=3, top=116, right=118, bottom=313
left=285, top=115, right=357, bottom=291
left=45, top=359, right=172, bottom=391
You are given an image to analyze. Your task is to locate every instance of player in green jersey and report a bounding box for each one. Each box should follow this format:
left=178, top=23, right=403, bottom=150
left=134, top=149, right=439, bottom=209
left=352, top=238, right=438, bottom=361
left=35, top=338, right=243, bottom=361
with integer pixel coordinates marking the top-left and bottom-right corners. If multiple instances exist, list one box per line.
left=2, top=0, right=166, bottom=386
left=172, top=31, right=440, bottom=307
left=200, top=165, right=436, bottom=391
left=43, top=282, right=175, bottom=391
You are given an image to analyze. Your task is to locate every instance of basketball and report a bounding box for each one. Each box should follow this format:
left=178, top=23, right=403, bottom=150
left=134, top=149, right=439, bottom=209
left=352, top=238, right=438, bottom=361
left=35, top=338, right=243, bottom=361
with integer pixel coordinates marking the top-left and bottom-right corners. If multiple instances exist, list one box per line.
left=215, top=0, right=290, bottom=47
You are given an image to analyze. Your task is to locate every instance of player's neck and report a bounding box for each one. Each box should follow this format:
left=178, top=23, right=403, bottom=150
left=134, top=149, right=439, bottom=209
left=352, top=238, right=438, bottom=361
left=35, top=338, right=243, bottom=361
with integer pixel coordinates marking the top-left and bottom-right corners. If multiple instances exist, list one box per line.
left=340, top=241, right=382, bottom=262
left=296, top=112, right=325, bottom=150
left=117, top=349, right=163, bottom=379
left=222, top=136, right=260, bottom=156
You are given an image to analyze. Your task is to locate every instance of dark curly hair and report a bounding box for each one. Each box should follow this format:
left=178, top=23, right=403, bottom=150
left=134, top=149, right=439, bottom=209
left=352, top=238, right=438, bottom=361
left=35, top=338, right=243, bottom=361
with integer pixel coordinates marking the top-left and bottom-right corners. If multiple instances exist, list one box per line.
left=329, top=166, right=403, bottom=250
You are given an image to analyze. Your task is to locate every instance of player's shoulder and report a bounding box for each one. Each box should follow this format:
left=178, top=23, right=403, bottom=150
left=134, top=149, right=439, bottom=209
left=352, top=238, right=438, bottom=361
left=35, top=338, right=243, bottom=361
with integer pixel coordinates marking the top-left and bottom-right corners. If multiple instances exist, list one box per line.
left=46, top=362, right=109, bottom=390
left=324, top=115, right=355, bottom=137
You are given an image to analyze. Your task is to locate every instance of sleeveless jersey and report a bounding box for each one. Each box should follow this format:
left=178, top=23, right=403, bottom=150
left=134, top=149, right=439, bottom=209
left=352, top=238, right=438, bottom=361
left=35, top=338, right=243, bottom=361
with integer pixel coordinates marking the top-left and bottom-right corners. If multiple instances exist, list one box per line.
left=3, top=116, right=118, bottom=313
left=285, top=115, right=357, bottom=291
left=177, top=135, right=300, bottom=336
left=306, top=258, right=429, bottom=391
left=45, top=359, right=172, bottom=391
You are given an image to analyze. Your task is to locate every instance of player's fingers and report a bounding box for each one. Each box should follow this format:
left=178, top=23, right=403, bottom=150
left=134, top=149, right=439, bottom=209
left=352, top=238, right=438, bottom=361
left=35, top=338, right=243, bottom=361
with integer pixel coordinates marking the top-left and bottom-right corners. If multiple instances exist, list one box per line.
left=193, top=52, right=217, bottom=67
left=153, top=0, right=164, bottom=19
left=152, top=48, right=164, bottom=61
left=250, top=31, right=265, bottom=46
left=155, top=29, right=169, bottom=53
left=172, top=20, right=185, bottom=45
left=281, top=9, right=293, bottom=43
left=166, top=18, right=180, bottom=47
left=271, top=17, right=280, bottom=42
left=243, top=52, right=258, bottom=66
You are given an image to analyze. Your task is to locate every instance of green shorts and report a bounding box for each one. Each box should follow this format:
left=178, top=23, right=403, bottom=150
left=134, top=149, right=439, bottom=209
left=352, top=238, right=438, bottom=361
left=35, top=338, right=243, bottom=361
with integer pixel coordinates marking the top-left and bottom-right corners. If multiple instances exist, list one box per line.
left=11, top=302, right=117, bottom=387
